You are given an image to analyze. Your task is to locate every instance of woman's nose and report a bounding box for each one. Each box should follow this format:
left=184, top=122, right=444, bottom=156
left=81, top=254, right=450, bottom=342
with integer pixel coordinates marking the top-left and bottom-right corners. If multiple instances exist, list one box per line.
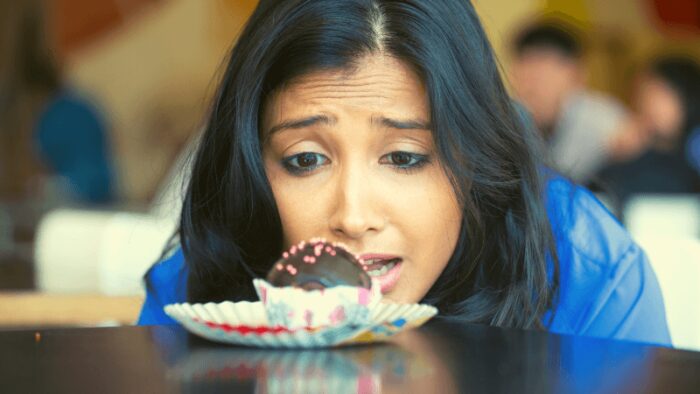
left=328, top=166, right=385, bottom=240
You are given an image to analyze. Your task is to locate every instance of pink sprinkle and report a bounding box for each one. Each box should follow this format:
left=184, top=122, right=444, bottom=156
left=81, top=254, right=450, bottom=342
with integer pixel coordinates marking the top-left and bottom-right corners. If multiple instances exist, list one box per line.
left=358, top=288, right=370, bottom=305
left=330, top=250, right=336, bottom=256
left=329, top=306, right=346, bottom=325
left=282, top=252, right=289, bottom=259
left=357, top=376, right=374, bottom=394
left=276, top=263, right=284, bottom=271
left=325, top=246, right=332, bottom=253
left=290, top=246, right=297, bottom=254
left=286, top=264, right=297, bottom=275
left=308, top=256, right=316, bottom=264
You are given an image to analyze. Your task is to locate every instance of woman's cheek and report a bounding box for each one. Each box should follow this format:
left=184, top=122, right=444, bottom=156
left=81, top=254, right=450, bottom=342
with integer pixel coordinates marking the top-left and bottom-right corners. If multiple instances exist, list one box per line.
left=276, top=185, right=331, bottom=246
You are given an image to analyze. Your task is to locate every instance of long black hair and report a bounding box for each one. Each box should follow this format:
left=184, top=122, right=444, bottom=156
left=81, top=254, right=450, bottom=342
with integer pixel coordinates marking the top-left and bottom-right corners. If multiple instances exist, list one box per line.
left=176, top=0, right=559, bottom=329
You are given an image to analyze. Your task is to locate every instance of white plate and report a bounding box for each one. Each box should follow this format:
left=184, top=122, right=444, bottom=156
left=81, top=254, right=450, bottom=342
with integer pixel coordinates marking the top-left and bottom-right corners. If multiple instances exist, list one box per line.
left=164, top=301, right=437, bottom=348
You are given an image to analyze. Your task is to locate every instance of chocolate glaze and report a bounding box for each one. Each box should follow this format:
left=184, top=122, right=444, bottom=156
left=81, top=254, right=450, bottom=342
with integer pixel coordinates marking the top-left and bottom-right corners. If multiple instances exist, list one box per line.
left=266, top=239, right=371, bottom=290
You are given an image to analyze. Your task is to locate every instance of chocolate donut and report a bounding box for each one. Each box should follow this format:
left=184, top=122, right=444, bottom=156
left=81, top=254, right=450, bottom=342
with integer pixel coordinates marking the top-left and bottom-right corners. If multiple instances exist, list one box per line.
left=267, top=239, right=372, bottom=290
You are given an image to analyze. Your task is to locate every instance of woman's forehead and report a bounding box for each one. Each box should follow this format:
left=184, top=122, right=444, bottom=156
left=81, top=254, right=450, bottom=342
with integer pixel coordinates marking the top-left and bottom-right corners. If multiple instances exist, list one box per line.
left=287, top=55, right=422, bottom=92
left=263, top=55, right=429, bottom=128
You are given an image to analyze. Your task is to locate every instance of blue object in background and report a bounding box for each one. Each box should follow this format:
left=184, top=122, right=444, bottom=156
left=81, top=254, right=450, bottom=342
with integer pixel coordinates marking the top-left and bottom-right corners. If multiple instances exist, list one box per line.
left=686, top=126, right=700, bottom=175
left=34, top=90, right=115, bottom=204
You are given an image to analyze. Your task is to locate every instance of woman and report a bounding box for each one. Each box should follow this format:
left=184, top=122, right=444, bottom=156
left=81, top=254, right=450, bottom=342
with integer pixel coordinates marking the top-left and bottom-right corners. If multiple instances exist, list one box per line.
left=138, top=0, right=670, bottom=346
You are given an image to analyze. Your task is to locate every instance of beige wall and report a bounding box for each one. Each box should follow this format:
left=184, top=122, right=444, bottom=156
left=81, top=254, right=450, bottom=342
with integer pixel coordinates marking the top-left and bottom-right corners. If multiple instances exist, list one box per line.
left=477, top=0, right=700, bottom=102
left=546, top=0, right=700, bottom=100
left=65, top=0, right=254, bottom=202
left=472, top=0, right=542, bottom=89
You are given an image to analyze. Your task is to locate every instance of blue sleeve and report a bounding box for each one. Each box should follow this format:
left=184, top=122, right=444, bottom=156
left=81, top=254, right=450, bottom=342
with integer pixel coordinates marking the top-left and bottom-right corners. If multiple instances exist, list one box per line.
left=545, top=175, right=672, bottom=346
left=137, top=288, right=177, bottom=325
left=137, top=248, right=188, bottom=325
left=577, top=243, right=671, bottom=346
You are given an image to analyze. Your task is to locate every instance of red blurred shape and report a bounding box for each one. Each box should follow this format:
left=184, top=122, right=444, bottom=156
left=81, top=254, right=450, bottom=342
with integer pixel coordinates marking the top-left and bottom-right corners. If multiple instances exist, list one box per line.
left=650, top=0, right=700, bottom=31
left=52, top=0, right=161, bottom=57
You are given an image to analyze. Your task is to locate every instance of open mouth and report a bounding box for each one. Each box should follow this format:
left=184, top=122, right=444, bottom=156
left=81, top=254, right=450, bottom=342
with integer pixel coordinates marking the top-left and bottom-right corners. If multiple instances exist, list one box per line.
left=362, top=258, right=402, bottom=277
left=359, top=255, right=404, bottom=294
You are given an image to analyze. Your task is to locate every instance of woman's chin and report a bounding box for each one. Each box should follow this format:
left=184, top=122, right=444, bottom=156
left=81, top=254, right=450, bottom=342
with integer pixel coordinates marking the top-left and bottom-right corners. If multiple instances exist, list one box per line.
left=379, top=291, right=417, bottom=305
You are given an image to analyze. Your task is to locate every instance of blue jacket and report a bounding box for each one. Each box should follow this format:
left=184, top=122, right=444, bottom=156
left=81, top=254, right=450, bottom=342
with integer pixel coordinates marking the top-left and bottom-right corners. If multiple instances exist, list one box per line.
left=137, top=176, right=671, bottom=346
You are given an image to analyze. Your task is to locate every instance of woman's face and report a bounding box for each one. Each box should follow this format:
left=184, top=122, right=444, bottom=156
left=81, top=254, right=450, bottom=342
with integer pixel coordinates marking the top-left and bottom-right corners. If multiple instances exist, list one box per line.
left=261, top=54, right=462, bottom=303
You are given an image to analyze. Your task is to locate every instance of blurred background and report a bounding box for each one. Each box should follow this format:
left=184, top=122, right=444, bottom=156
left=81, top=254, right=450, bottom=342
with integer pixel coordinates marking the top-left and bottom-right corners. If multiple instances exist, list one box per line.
left=0, top=0, right=699, bottom=349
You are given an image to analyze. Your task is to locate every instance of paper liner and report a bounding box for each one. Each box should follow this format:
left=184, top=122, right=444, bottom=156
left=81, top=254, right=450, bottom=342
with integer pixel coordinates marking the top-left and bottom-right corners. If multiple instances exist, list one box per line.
left=164, top=301, right=437, bottom=348
left=252, top=278, right=381, bottom=329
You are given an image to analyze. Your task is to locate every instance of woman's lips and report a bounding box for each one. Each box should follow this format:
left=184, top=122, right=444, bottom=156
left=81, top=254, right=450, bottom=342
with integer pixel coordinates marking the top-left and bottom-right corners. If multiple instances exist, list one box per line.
left=359, top=254, right=404, bottom=294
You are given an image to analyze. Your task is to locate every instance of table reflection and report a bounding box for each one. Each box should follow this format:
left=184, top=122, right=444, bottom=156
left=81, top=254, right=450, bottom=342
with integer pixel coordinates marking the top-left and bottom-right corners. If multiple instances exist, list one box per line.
left=152, top=320, right=666, bottom=393
left=163, top=328, right=457, bottom=394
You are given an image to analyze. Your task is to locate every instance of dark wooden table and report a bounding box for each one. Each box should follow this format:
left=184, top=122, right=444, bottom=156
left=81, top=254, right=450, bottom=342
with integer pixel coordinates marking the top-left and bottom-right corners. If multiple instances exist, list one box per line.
left=2, top=319, right=699, bottom=393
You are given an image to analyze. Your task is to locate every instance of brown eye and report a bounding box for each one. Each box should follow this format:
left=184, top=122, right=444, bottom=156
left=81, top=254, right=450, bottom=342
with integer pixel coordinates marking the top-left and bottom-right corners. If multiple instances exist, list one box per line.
left=297, top=153, right=318, bottom=167
left=390, top=152, right=412, bottom=166
left=282, top=152, right=328, bottom=175
left=379, top=151, right=430, bottom=172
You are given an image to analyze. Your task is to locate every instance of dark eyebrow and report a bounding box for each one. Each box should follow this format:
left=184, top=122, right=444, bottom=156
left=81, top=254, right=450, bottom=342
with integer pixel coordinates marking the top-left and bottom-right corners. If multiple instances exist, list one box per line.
left=267, top=115, right=336, bottom=135
left=374, top=116, right=431, bottom=130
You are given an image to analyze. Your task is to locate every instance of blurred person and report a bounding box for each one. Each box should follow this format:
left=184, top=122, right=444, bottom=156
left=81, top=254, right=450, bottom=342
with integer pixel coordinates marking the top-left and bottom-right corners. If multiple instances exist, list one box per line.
left=597, top=55, right=700, bottom=206
left=510, top=20, right=630, bottom=183
left=0, top=0, right=115, bottom=205
left=138, top=0, right=670, bottom=347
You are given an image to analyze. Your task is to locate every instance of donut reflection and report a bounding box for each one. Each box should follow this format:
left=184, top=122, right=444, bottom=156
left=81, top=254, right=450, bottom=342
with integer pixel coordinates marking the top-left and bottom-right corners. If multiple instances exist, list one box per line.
left=168, top=330, right=458, bottom=394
